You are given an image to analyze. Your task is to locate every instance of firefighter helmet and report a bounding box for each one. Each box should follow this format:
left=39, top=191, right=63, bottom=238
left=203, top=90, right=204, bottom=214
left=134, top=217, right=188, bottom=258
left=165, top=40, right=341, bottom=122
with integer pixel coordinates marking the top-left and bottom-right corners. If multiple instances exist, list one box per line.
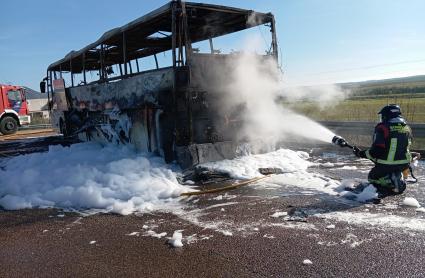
left=378, top=104, right=401, bottom=122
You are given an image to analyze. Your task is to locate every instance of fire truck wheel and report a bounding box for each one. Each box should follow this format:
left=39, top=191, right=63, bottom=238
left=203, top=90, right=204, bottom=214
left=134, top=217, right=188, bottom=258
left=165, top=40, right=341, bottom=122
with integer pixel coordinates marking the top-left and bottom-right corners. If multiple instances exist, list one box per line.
left=0, top=116, right=18, bottom=135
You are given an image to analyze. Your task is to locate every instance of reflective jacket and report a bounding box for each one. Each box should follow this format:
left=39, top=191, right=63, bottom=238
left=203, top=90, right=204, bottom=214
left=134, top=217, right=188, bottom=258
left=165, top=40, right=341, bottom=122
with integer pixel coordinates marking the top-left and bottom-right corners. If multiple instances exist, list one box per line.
left=365, top=117, right=412, bottom=165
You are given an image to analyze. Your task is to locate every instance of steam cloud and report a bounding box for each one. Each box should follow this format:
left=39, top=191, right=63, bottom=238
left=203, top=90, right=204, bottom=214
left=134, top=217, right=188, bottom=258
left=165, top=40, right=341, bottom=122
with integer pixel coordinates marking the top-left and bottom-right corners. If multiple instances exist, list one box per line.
left=282, top=84, right=349, bottom=110
left=220, top=43, right=341, bottom=145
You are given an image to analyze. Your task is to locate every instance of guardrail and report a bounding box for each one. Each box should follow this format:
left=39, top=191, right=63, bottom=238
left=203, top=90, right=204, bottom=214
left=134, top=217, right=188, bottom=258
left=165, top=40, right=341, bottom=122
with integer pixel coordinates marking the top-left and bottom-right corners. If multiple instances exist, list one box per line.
left=320, top=121, right=425, bottom=137
left=18, top=121, right=425, bottom=137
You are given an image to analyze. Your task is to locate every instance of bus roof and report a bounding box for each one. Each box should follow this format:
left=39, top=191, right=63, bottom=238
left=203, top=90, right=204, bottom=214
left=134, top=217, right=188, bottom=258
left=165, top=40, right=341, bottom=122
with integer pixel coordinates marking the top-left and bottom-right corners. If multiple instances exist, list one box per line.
left=48, top=1, right=273, bottom=73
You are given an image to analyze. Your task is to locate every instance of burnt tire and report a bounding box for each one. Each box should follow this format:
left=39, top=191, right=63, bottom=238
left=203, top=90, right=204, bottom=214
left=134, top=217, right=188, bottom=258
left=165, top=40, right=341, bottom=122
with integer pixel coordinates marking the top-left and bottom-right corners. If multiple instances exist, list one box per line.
left=0, top=116, right=18, bottom=135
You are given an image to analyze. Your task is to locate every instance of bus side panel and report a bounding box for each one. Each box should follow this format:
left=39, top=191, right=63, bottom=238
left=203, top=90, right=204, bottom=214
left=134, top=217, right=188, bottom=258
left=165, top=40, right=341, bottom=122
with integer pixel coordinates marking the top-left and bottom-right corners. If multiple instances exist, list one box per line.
left=68, top=68, right=174, bottom=111
left=63, top=68, right=175, bottom=159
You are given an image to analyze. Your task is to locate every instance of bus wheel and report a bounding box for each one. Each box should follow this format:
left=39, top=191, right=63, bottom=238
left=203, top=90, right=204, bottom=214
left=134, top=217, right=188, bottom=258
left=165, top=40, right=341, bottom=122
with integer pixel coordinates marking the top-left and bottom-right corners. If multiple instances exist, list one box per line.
left=0, top=116, right=18, bottom=135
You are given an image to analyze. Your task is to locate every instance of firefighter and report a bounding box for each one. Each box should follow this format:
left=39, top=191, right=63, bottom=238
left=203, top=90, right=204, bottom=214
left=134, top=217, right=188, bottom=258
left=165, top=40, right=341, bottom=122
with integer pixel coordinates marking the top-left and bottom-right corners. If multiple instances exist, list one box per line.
left=353, top=104, right=412, bottom=195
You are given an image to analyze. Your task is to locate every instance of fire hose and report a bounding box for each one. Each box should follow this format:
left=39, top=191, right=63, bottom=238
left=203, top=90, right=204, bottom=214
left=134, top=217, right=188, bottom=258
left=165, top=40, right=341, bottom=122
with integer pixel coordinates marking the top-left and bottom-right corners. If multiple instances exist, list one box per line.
left=180, top=175, right=271, bottom=196
left=180, top=168, right=287, bottom=197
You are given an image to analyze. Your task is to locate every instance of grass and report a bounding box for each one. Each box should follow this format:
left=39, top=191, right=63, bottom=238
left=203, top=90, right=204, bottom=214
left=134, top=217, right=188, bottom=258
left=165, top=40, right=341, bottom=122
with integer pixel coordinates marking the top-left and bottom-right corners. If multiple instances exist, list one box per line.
left=285, top=95, right=425, bottom=123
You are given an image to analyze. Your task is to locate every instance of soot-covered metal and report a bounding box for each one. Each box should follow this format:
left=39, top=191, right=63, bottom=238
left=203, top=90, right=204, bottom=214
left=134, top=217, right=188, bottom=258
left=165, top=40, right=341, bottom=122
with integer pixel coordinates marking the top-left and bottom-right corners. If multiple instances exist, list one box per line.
left=42, top=1, right=279, bottom=169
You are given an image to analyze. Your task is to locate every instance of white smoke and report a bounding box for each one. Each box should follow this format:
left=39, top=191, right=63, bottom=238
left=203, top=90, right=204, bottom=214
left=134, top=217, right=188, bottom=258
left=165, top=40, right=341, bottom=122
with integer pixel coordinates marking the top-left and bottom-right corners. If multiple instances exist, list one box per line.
left=246, top=12, right=263, bottom=28
left=220, top=42, right=341, bottom=145
left=282, top=84, right=349, bottom=110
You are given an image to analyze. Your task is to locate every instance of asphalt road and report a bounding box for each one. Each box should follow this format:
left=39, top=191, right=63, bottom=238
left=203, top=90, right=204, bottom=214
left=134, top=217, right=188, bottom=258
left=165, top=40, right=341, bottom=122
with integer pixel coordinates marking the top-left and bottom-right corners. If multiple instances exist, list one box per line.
left=1, top=149, right=425, bottom=278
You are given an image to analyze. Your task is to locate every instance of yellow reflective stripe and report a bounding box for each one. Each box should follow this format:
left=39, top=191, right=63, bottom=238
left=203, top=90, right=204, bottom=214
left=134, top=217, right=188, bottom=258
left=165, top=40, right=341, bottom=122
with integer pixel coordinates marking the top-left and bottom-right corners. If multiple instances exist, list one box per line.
left=365, top=149, right=379, bottom=163
left=387, top=138, right=398, bottom=162
left=376, top=159, right=410, bottom=165
left=390, top=125, right=405, bottom=132
left=365, top=138, right=410, bottom=165
left=368, top=177, right=392, bottom=187
left=365, top=149, right=374, bottom=161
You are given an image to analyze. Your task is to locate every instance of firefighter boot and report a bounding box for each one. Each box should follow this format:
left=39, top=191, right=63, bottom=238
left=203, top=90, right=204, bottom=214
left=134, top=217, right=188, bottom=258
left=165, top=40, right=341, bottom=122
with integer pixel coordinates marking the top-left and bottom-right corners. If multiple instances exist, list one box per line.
left=390, top=171, right=406, bottom=194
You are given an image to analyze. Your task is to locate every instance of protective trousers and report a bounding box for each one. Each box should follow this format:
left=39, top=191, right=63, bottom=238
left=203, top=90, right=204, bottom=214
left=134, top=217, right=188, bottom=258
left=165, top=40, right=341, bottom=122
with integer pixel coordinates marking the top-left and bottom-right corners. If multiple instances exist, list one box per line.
left=368, top=163, right=409, bottom=194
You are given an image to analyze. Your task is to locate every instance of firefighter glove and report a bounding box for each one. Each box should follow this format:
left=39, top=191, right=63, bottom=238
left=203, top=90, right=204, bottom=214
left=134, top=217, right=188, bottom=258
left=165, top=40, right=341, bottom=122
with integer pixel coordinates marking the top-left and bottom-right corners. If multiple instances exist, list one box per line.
left=353, top=146, right=366, bottom=158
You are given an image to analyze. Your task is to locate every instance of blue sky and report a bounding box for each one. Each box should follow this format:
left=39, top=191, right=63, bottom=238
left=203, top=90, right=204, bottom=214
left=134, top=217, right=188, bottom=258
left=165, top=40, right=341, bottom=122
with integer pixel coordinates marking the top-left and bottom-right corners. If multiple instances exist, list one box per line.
left=1, top=0, right=424, bottom=89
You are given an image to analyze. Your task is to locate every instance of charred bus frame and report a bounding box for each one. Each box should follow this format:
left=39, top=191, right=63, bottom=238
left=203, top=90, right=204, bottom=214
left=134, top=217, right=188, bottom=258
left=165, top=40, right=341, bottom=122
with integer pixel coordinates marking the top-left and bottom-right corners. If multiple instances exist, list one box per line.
left=41, top=1, right=278, bottom=168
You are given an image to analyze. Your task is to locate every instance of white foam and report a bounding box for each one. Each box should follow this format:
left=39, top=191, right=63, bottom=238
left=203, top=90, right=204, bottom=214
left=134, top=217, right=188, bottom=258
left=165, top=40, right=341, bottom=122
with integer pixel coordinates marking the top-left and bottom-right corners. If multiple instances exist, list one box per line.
left=185, top=234, right=200, bottom=244
left=200, top=149, right=342, bottom=196
left=270, top=211, right=288, bottom=218
left=211, top=193, right=237, bottom=201
left=341, top=166, right=357, bottom=170
left=318, top=211, right=425, bottom=232
left=337, top=181, right=377, bottom=202
left=354, top=185, right=377, bottom=202
left=341, top=233, right=363, bottom=248
left=201, top=149, right=312, bottom=179
left=303, top=259, right=313, bottom=265
left=168, top=231, right=183, bottom=247
left=204, top=202, right=238, bottom=210
left=221, top=230, right=233, bottom=236
left=0, top=145, right=345, bottom=216
left=416, top=207, right=425, bottom=213
left=338, top=179, right=357, bottom=190
left=145, top=230, right=167, bottom=239
left=322, top=162, right=334, bottom=168
left=267, top=222, right=317, bottom=231
left=126, top=232, right=140, bottom=236
left=402, top=197, right=421, bottom=208
left=0, top=143, right=193, bottom=214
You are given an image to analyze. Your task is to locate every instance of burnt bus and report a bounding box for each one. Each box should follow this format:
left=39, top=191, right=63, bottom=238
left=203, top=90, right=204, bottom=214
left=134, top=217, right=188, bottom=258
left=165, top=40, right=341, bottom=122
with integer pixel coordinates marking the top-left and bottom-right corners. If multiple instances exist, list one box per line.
left=40, top=1, right=279, bottom=168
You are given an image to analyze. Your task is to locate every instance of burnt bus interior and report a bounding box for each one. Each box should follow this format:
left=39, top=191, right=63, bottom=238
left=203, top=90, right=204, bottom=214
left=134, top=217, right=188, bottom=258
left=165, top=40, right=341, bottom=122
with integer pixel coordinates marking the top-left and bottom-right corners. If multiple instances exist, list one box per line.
left=41, top=1, right=278, bottom=168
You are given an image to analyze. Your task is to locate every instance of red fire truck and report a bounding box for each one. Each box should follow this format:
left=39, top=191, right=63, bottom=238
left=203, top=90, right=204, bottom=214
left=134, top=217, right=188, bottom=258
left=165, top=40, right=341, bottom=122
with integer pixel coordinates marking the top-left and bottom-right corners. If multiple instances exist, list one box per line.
left=0, top=84, right=31, bottom=135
